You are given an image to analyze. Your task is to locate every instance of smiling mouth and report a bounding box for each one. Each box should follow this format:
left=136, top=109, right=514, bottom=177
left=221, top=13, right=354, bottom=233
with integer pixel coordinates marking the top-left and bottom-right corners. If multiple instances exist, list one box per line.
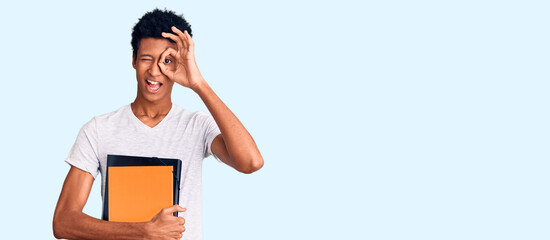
left=146, top=79, right=163, bottom=93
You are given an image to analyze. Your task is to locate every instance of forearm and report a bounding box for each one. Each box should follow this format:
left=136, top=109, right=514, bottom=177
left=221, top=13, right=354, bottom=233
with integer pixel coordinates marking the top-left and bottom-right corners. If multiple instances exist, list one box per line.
left=193, top=80, right=263, bottom=172
left=53, top=210, right=147, bottom=240
left=160, top=25, right=262, bottom=172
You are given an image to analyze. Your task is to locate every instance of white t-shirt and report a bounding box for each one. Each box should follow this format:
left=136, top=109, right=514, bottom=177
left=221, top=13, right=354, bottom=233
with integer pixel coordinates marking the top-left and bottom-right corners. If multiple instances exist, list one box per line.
left=65, top=103, right=221, bottom=240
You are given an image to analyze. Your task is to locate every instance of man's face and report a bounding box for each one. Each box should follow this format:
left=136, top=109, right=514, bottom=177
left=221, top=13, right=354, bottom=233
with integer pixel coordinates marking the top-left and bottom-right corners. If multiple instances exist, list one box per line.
left=133, top=37, right=177, bottom=103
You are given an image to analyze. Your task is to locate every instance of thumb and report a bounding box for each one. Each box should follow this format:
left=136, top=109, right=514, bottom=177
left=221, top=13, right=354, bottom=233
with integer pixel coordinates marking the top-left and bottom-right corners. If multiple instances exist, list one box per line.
left=158, top=60, right=168, bottom=75
left=158, top=48, right=178, bottom=77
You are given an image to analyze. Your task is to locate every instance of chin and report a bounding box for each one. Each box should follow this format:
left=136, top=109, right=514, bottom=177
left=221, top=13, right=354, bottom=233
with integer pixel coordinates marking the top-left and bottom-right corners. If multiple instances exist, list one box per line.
left=138, top=86, right=172, bottom=103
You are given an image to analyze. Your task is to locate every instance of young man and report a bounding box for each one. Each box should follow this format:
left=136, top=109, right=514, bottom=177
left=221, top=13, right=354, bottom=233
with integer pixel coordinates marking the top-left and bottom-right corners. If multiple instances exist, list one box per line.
left=53, top=9, right=263, bottom=240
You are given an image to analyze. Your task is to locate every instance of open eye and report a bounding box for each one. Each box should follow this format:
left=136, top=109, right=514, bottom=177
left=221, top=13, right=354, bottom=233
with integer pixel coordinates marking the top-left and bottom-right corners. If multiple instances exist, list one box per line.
left=164, top=59, right=172, bottom=64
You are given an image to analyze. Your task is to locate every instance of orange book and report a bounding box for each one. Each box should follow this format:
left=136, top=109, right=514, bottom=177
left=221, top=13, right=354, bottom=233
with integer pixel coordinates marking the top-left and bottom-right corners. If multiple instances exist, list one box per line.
left=102, top=155, right=182, bottom=222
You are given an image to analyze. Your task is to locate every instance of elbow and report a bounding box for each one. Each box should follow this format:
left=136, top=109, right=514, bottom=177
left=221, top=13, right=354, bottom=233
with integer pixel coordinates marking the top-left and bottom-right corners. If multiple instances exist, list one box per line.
left=52, top=216, right=63, bottom=239
left=237, top=156, right=264, bottom=174
left=52, top=211, right=70, bottom=239
left=53, top=227, right=63, bottom=239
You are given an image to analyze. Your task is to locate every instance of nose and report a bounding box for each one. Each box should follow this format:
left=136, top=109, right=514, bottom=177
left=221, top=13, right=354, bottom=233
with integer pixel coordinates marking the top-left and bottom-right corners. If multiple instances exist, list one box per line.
left=148, top=60, right=162, bottom=76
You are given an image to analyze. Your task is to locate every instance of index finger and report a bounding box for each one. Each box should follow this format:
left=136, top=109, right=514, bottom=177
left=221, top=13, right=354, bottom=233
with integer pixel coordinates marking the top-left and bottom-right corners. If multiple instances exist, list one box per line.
left=164, top=204, right=187, bottom=214
left=158, top=47, right=178, bottom=74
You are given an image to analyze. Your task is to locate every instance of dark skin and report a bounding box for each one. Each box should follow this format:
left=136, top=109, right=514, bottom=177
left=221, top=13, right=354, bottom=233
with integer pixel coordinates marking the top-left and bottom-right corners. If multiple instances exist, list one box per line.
left=53, top=26, right=264, bottom=239
left=53, top=166, right=186, bottom=240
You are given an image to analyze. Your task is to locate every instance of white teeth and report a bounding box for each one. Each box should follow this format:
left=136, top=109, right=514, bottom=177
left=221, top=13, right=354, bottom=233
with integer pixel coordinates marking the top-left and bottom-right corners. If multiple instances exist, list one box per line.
left=147, top=79, right=159, bottom=85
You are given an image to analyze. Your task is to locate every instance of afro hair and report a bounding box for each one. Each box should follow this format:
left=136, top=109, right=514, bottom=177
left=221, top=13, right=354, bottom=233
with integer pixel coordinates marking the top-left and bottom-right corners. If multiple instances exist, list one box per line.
left=131, top=8, right=193, bottom=61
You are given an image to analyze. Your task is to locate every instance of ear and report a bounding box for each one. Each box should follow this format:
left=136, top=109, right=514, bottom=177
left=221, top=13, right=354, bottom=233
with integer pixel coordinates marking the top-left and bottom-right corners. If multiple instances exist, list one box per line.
left=132, top=53, right=136, bottom=69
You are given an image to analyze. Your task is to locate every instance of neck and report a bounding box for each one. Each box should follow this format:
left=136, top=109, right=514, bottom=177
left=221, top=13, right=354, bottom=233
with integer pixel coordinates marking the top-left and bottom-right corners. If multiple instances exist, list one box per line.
left=131, top=96, right=172, bottom=118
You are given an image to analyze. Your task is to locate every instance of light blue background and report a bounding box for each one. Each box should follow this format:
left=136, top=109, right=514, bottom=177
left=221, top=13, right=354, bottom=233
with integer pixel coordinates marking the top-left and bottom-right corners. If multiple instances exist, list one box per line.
left=0, top=0, right=548, bottom=239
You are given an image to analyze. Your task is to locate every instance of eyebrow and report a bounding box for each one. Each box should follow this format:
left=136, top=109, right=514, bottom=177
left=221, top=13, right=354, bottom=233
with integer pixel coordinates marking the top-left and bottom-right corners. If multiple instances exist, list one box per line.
left=139, top=54, right=153, bottom=58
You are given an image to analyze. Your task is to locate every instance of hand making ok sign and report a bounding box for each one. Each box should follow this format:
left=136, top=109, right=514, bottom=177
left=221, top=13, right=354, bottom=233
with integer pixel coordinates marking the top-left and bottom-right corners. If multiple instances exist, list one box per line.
left=159, top=26, right=205, bottom=91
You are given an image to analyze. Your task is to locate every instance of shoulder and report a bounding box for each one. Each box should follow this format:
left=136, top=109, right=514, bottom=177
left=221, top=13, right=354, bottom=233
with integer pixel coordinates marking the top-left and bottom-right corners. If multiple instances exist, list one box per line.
left=171, top=104, right=212, bottom=123
left=93, top=105, right=130, bottom=123
left=79, top=105, right=130, bottom=132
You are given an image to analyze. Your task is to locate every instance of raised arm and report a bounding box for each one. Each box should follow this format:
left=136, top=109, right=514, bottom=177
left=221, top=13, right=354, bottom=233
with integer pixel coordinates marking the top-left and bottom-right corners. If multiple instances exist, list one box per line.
left=159, top=26, right=264, bottom=173
left=53, top=166, right=186, bottom=240
left=195, top=82, right=264, bottom=174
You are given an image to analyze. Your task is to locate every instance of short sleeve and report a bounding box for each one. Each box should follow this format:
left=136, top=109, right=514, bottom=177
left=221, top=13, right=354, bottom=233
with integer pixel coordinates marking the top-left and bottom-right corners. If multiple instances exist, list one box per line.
left=200, top=112, right=222, bottom=160
left=65, top=118, right=101, bottom=178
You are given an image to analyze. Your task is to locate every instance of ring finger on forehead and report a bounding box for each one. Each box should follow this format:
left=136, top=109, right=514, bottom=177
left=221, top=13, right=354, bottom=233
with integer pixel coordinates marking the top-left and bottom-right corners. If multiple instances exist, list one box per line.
left=162, top=32, right=186, bottom=52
